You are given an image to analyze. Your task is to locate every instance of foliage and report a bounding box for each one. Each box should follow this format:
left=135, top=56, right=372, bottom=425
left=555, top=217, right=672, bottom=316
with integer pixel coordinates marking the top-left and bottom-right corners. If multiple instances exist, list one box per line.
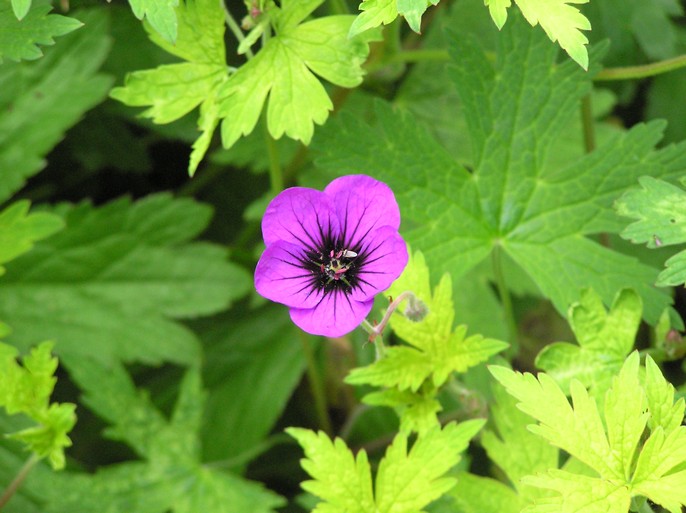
left=112, top=0, right=379, bottom=173
left=315, top=12, right=684, bottom=325
left=617, top=176, right=686, bottom=287
left=535, top=288, right=640, bottom=399
left=346, top=250, right=507, bottom=432
left=288, top=419, right=484, bottom=513
left=491, top=352, right=686, bottom=513
left=0, top=341, right=75, bottom=469
left=2, top=0, right=686, bottom=512
left=0, top=0, right=82, bottom=63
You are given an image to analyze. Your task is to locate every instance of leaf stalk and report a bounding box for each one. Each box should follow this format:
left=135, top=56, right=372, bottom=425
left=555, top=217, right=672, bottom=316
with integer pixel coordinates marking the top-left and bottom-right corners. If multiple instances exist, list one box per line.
left=491, top=244, right=519, bottom=354
left=222, top=1, right=255, bottom=59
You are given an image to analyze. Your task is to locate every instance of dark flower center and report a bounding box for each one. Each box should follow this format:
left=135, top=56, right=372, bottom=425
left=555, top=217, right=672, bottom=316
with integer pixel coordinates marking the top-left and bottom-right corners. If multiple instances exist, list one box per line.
left=303, top=242, right=364, bottom=295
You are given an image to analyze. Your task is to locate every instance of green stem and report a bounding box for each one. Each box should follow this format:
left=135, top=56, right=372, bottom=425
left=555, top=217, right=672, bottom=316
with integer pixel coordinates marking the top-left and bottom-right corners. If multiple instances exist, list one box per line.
left=0, top=454, right=39, bottom=510
left=328, top=0, right=349, bottom=14
left=222, top=2, right=254, bottom=59
left=368, top=49, right=686, bottom=82
left=595, top=54, right=686, bottom=81
left=299, top=333, right=333, bottom=435
left=177, top=163, right=223, bottom=196
left=263, top=119, right=283, bottom=193
left=580, top=94, right=595, bottom=153
left=389, top=48, right=448, bottom=63
left=361, top=319, right=386, bottom=360
left=492, top=244, right=519, bottom=353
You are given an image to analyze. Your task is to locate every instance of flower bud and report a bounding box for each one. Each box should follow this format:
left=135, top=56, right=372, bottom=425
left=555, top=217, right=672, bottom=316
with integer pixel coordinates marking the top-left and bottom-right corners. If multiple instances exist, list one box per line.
left=404, top=294, right=428, bottom=322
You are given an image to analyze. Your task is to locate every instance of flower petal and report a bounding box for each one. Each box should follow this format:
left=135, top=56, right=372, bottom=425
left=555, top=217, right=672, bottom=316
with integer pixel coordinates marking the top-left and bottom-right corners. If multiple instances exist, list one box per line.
left=324, top=175, right=401, bottom=250
left=289, top=292, right=373, bottom=337
left=255, top=240, right=324, bottom=308
left=351, top=226, right=409, bottom=301
left=262, top=187, right=340, bottom=250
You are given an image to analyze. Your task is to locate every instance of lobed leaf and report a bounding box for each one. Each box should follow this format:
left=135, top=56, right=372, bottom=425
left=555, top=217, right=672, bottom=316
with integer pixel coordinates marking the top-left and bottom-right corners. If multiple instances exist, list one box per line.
left=0, top=194, right=251, bottom=368
left=346, top=250, right=506, bottom=431
left=36, top=358, right=285, bottom=513
left=536, top=288, right=641, bottom=399
left=127, top=0, right=178, bottom=43
left=0, top=342, right=75, bottom=469
left=218, top=8, right=378, bottom=151
left=110, top=0, right=226, bottom=175
left=11, top=0, right=32, bottom=20
left=616, top=176, right=686, bottom=287
left=362, top=388, right=442, bottom=434
left=286, top=428, right=376, bottom=513
left=493, top=353, right=686, bottom=513
left=0, top=8, right=111, bottom=203
left=0, top=1, right=82, bottom=63
left=349, top=0, right=439, bottom=36
left=483, top=0, right=591, bottom=68
left=315, top=12, right=686, bottom=326
left=289, top=420, right=484, bottom=513
left=0, top=201, right=63, bottom=276
left=480, top=384, right=558, bottom=502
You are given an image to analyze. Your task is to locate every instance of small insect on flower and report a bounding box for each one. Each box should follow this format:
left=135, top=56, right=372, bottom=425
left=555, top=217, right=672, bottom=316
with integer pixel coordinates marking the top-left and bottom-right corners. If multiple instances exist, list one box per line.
left=254, top=175, right=408, bottom=337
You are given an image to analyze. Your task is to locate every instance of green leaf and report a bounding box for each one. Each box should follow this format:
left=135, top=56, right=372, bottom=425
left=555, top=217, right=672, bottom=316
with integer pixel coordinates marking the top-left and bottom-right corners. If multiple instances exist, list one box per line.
left=197, top=306, right=306, bottom=466
left=616, top=176, right=686, bottom=287
left=480, top=383, right=558, bottom=502
left=0, top=1, right=82, bottom=63
left=288, top=420, right=484, bottom=513
left=127, top=0, right=179, bottom=43
left=0, top=341, right=75, bottom=469
left=0, top=194, right=251, bottom=367
left=315, top=12, right=685, bottom=326
left=350, top=0, right=439, bottom=36
left=516, top=0, right=591, bottom=69
left=287, top=428, right=376, bottom=513
left=110, top=0, right=226, bottom=175
left=374, top=420, right=484, bottom=512
left=363, top=388, right=442, bottom=434
left=11, top=0, right=31, bottom=20
left=450, top=472, right=523, bottom=513
left=535, top=288, right=641, bottom=399
left=0, top=201, right=63, bottom=276
left=0, top=8, right=112, bottom=203
left=41, top=358, right=284, bottom=513
left=491, top=353, right=686, bottom=513
left=397, top=0, right=440, bottom=33
left=217, top=3, right=378, bottom=151
left=484, top=0, right=591, bottom=68
left=485, top=0, right=511, bottom=29
left=346, top=251, right=508, bottom=392
left=349, top=0, right=396, bottom=36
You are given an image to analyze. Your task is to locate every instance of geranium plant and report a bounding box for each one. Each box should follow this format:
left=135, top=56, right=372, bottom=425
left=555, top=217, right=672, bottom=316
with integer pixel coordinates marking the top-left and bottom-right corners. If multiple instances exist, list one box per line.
left=2, top=0, right=686, bottom=512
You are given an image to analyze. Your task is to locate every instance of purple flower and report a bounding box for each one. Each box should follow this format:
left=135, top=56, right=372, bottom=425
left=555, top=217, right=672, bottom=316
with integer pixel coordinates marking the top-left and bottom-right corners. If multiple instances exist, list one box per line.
left=255, top=175, right=408, bottom=337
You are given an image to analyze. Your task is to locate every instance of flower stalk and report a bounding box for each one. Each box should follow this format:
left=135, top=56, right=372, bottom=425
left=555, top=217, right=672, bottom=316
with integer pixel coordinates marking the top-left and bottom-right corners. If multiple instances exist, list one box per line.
left=299, top=333, right=333, bottom=435
left=0, top=453, right=40, bottom=510
left=361, top=290, right=426, bottom=360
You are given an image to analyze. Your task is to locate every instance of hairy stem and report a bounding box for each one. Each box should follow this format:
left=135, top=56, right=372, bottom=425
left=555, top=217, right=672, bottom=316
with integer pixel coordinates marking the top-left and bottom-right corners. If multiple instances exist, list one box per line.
left=299, top=333, right=333, bottom=435
left=595, top=54, right=686, bottom=81
left=0, top=453, right=40, bottom=510
left=492, top=244, right=519, bottom=353
left=222, top=1, right=254, bottom=59
left=361, top=319, right=387, bottom=360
